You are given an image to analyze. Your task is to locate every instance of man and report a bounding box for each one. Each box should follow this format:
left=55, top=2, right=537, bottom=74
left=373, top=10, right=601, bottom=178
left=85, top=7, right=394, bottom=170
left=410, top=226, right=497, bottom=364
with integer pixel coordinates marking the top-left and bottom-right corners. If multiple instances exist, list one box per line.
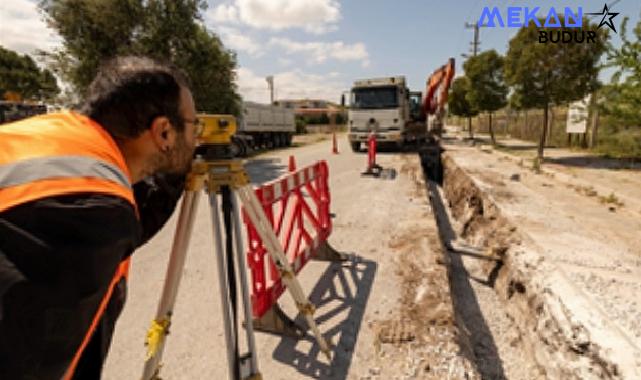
left=0, top=56, right=200, bottom=379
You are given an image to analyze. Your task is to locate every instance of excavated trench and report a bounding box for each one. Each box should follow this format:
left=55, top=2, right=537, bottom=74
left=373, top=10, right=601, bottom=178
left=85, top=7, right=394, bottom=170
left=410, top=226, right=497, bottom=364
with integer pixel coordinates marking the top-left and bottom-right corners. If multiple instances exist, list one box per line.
left=417, top=143, right=626, bottom=379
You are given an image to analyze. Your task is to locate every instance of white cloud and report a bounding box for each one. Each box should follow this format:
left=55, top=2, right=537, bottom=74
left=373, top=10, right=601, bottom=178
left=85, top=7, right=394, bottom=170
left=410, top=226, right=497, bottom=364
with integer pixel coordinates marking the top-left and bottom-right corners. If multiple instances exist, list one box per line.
left=207, top=3, right=238, bottom=23
left=235, top=67, right=271, bottom=103
left=236, top=67, right=346, bottom=103
left=0, top=0, right=61, bottom=55
left=277, top=57, right=294, bottom=67
left=208, top=0, right=340, bottom=34
left=269, top=37, right=370, bottom=67
left=216, top=27, right=262, bottom=56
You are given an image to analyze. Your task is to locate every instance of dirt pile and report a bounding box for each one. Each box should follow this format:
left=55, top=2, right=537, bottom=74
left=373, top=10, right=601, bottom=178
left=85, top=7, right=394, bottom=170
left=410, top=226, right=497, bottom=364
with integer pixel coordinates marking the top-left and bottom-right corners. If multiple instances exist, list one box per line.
left=440, top=151, right=641, bottom=379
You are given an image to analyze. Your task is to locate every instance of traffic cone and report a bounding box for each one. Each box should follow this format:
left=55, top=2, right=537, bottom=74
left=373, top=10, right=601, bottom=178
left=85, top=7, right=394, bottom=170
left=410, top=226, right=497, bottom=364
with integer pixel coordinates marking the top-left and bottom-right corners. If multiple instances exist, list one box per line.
left=288, top=155, right=296, bottom=172
left=361, top=132, right=382, bottom=177
left=332, top=133, right=339, bottom=154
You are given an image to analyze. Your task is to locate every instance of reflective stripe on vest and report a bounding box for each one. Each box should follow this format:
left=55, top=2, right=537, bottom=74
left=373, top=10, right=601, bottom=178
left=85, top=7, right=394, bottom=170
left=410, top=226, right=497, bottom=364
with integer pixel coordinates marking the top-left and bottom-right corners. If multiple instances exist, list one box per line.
left=0, top=155, right=134, bottom=213
left=0, top=112, right=137, bottom=379
left=0, top=155, right=131, bottom=189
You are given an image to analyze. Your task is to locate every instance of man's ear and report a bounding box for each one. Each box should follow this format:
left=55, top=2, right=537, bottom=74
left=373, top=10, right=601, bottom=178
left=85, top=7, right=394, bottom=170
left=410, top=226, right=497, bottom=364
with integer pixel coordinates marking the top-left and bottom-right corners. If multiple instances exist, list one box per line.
left=149, top=116, right=176, bottom=151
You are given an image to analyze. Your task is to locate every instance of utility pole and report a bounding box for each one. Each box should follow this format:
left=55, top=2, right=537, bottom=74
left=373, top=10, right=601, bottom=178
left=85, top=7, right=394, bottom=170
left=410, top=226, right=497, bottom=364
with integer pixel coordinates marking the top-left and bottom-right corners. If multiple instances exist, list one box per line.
left=464, top=22, right=481, bottom=57
left=266, top=75, right=274, bottom=104
left=462, top=22, right=483, bottom=139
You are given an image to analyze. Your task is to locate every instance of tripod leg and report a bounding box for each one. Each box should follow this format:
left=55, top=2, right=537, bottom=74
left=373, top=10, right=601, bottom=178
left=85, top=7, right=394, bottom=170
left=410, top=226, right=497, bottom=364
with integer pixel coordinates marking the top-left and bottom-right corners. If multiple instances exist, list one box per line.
left=235, top=185, right=332, bottom=361
left=230, top=193, right=261, bottom=377
left=142, top=190, right=201, bottom=380
left=209, top=191, right=239, bottom=380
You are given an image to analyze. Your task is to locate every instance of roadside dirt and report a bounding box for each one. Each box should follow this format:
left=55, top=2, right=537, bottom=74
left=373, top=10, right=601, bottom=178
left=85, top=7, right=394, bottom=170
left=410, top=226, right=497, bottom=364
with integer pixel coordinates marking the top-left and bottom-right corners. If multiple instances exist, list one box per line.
left=472, top=134, right=641, bottom=216
left=439, top=137, right=641, bottom=379
left=362, top=156, right=479, bottom=380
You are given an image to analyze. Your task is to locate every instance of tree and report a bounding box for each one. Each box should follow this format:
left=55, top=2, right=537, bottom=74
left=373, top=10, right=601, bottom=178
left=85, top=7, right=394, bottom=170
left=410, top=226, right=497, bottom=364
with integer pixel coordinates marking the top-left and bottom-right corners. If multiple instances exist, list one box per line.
left=174, top=26, right=240, bottom=115
left=0, top=45, right=59, bottom=100
left=39, top=0, right=240, bottom=114
left=464, top=50, right=507, bottom=145
left=505, top=18, right=606, bottom=161
left=448, top=76, right=479, bottom=139
left=602, top=15, right=641, bottom=128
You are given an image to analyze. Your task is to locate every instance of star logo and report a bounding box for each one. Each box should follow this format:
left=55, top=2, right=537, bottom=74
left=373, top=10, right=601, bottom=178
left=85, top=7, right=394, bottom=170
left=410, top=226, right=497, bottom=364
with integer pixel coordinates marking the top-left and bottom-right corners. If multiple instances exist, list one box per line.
left=587, top=4, right=619, bottom=33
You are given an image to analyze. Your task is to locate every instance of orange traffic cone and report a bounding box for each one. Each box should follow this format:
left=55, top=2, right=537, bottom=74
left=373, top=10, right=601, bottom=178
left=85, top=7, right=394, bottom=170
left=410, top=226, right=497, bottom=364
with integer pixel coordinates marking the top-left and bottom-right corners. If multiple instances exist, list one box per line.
left=288, top=155, right=296, bottom=172
left=332, top=133, right=339, bottom=154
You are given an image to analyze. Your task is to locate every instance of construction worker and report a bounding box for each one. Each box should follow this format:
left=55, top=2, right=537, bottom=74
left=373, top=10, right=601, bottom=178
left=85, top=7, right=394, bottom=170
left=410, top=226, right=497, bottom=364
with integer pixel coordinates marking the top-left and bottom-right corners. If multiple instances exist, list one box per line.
left=0, top=56, right=200, bottom=379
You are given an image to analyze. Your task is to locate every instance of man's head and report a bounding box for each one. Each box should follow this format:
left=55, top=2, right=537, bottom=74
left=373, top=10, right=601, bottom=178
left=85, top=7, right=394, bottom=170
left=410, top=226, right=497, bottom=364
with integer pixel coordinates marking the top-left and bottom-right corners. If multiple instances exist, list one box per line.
left=81, top=56, right=199, bottom=178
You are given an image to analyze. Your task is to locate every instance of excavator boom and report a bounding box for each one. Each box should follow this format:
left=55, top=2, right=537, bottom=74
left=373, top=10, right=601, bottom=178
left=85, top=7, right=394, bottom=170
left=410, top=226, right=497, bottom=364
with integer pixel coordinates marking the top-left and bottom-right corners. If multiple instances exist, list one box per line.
left=421, top=58, right=455, bottom=137
left=422, top=58, right=456, bottom=118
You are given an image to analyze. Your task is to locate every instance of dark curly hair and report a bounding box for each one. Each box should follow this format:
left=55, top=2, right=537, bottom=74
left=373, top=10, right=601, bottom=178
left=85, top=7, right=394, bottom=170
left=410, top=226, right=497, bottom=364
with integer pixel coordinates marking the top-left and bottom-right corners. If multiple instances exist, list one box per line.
left=80, top=56, right=190, bottom=139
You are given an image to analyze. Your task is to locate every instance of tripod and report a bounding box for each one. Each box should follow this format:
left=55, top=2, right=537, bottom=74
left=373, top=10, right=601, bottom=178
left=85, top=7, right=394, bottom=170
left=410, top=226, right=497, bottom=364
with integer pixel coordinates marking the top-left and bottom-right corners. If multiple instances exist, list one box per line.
left=141, top=157, right=331, bottom=380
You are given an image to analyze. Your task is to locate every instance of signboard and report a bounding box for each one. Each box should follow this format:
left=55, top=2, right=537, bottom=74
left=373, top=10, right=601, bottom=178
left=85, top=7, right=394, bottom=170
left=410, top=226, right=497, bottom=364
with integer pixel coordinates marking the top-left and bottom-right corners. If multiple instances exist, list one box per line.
left=566, top=95, right=591, bottom=133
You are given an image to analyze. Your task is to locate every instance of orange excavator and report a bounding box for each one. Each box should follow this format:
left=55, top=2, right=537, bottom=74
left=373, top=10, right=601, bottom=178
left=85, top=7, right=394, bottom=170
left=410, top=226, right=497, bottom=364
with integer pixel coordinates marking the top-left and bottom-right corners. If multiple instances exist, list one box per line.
left=412, top=58, right=454, bottom=182
left=421, top=58, right=455, bottom=138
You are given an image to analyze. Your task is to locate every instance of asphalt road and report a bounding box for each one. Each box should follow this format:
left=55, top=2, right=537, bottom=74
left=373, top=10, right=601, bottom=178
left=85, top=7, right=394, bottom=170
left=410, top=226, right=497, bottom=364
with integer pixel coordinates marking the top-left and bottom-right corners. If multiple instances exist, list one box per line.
left=103, top=135, right=435, bottom=379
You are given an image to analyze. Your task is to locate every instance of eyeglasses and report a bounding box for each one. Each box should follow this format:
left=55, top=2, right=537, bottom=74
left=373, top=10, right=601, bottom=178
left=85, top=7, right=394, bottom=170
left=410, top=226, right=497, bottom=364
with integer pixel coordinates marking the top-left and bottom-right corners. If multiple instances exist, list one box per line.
left=181, top=117, right=204, bottom=136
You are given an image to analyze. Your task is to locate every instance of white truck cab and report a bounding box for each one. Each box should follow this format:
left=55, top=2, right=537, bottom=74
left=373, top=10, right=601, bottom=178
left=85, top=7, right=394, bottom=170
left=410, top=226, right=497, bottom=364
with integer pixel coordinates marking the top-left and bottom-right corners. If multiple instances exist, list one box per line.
left=347, top=76, right=425, bottom=151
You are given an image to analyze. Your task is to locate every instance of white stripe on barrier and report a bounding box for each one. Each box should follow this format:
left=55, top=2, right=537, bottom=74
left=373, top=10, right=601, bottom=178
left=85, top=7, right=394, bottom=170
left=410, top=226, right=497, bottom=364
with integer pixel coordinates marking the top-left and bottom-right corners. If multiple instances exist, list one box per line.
left=287, top=174, right=295, bottom=190
left=306, top=167, right=315, bottom=181
left=273, top=181, right=282, bottom=199
left=297, top=171, right=305, bottom=186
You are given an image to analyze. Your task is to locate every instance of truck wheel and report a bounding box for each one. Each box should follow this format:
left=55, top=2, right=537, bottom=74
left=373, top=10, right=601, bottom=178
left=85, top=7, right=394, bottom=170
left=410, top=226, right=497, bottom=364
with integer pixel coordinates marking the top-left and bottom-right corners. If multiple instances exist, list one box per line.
left=230, top=137, right=242, bottom=157
left=252, top=135, right=261, bottom=150
left=350, top=141, right=361, bottom=152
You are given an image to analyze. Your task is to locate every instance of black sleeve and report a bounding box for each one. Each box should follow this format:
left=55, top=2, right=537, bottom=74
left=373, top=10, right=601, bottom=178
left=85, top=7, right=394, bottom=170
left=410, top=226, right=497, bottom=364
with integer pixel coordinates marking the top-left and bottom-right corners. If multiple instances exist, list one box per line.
left=0, top=194, right=140, bottom=379
left=133, top=172, right=186, bottom=246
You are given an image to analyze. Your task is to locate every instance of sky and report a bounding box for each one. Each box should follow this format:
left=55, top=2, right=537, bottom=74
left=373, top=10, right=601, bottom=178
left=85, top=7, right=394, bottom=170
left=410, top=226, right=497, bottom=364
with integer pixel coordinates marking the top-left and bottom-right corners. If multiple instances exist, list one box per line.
left=1, top=0, right=639, bottom=105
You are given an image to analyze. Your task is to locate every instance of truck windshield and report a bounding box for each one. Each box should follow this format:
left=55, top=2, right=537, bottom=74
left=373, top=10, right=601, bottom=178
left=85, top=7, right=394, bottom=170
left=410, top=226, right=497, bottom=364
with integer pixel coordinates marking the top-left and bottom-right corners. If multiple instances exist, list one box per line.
left=409, top=92, right=422, bottom=118
left=351, top=86, right=398, bottom=109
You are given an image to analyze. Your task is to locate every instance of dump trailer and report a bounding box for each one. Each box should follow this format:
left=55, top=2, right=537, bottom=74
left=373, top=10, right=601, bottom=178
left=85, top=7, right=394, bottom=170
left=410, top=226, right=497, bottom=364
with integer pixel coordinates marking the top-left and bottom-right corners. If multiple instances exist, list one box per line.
left=232, top=101, right=296, bottom=156
left=0, top=99, right=48, bottom=125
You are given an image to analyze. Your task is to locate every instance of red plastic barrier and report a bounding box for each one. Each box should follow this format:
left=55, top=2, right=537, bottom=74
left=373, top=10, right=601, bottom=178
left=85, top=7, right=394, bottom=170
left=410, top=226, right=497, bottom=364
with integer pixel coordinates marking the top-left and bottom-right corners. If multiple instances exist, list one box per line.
left=243, top=160, right=331, bottom=318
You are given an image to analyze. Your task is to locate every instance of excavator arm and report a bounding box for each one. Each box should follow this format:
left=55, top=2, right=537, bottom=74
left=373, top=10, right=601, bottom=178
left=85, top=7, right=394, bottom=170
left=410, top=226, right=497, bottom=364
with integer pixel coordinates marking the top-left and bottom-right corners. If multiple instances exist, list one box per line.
left=420, top=58, right=455, bottom=137
left=421, top=58, right=456, bottom=118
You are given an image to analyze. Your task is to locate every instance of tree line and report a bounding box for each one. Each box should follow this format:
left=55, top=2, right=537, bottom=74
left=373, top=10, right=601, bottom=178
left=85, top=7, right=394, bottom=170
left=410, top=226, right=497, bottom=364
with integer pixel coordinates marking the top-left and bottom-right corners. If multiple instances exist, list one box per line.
left=0, top=46, right=59, bottom=101
left=448, top=15, right=641, bottom=161
left=1, top=0, right=240, bottom=115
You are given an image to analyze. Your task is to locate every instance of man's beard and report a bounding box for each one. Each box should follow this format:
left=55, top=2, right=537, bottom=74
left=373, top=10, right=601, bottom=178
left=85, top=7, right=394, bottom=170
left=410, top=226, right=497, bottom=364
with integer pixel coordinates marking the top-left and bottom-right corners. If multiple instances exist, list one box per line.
left=159, top=133, right=194, bottom=175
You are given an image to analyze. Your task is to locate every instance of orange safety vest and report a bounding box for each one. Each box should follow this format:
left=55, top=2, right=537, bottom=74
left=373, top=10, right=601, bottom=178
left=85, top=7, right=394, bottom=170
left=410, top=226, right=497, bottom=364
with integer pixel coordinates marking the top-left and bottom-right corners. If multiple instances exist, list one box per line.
left=0, top=111, right=137, bottom=379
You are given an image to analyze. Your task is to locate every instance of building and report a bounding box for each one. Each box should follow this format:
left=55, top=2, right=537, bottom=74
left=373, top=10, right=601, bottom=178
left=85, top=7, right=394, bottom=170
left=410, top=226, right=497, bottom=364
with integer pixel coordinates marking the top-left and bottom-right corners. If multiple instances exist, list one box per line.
left=274, top=99, right=344, bottom=118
